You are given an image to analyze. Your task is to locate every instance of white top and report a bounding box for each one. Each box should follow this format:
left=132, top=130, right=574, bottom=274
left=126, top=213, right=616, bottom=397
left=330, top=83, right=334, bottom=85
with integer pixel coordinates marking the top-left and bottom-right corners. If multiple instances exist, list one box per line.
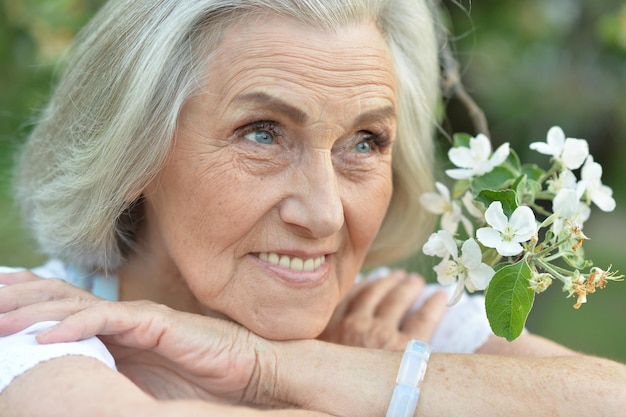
left=0, top=260, right=495, bottom=393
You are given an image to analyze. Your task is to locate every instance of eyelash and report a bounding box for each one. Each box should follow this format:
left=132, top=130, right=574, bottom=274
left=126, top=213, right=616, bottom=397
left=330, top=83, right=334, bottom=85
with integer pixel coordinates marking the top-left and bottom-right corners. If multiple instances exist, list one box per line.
left=359, top=131, right=392, bottom=151
left=238, top=121, right=281, bottom=142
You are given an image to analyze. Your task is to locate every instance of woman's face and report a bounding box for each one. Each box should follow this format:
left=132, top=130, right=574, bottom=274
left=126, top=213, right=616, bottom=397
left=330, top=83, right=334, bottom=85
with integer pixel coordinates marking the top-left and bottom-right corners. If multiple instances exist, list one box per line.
left=141, top=16, right=397, bottom=340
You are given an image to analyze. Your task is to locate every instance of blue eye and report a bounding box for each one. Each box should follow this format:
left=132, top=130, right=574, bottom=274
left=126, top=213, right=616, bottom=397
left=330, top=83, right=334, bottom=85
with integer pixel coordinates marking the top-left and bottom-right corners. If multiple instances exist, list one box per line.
left=245, top=130, right=275, bottom=144
left=354, top=141, right=372, bottom=154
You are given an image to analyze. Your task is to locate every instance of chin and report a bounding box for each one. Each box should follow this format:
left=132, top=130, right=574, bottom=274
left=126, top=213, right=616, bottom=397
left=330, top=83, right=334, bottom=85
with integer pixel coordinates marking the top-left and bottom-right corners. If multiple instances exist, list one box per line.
left=246, top=314, right=330, bottom=341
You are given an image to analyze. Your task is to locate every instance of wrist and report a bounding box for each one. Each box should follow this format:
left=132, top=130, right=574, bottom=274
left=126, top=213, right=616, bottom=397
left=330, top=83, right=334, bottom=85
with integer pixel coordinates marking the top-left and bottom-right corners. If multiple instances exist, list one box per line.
left=270, top=339, right=402, bottom=417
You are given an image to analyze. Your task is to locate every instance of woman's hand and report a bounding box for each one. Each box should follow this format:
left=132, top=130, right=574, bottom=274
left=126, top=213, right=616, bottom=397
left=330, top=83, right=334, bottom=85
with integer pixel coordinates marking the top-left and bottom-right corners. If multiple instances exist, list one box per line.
left=0, top=271, right=273, bottom=406
left=318, top=269, right=448, bottom=350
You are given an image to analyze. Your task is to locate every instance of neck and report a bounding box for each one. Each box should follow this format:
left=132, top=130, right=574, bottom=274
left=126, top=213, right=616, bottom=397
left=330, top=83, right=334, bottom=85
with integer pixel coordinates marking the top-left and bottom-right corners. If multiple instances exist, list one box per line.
left=116, top=254, right=204, bottom=314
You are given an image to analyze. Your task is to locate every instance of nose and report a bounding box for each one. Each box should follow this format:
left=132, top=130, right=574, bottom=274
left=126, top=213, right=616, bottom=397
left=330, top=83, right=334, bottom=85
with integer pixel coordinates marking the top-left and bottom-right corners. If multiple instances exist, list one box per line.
left=278, top=148, right=344, bottom=238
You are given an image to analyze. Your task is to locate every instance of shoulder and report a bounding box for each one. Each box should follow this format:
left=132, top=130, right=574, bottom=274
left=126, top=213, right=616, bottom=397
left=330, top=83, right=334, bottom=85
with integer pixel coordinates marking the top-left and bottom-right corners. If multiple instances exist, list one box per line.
left=0, top=260, right=117, bottom=394
left=0, top=259, right=70, bottom=279
left=0, top=260, right=118, bottom=300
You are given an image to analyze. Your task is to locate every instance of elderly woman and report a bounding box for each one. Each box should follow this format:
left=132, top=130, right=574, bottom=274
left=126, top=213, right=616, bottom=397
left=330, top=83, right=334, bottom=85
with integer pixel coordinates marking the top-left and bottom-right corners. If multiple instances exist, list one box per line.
left=0, top=0, right=625, bottom=416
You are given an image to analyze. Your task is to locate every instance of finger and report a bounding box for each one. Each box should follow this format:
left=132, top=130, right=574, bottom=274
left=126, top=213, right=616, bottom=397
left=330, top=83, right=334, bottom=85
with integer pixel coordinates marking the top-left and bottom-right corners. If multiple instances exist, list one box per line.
left=401, top=290, right=448, bottom=341
left=0, top=270, right=44, bottom=285
left=374, top=273, right=426, bottom=325
left=346, top=270, right=407, bottom=316
left=0, top=296, right=97, bottom=336
left=39, top=301, right=249, bottom=366
left=36, top=301, right=153, bottom=345
left=0, top=278, right=97, bottom=313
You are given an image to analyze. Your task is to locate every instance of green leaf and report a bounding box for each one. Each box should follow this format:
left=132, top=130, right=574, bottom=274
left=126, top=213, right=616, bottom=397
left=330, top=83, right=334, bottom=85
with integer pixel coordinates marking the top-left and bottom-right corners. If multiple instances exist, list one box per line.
left=451, top=178, right=470, bottom=199
left=513, top=174, right=528, bottom=204
left=475, top=189, right=518, bottom=217
left=504, top=148, right=522, bottom=173
left=521, top=164, right=545, bottom=182
left=485, top=260, right=535, bottom=341
left=471, top=166, right=517, bottom=195
left=512, top=174, right=542, bottom=206
left=453, top=132, right=472, bottom=148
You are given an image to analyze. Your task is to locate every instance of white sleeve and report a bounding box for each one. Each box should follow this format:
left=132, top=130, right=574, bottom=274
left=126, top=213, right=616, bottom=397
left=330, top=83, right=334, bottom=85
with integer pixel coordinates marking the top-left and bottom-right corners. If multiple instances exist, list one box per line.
left=0, top=321, right=117, bottom=394
left=362, top=267, right=494, bottom=353
left=0, top=274, right=117, bottom=394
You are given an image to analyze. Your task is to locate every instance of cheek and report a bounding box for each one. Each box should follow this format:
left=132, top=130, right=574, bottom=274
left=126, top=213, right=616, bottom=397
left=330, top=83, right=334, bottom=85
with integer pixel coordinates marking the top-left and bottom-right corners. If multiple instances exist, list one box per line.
left=345, top=169, right=393, bottom=242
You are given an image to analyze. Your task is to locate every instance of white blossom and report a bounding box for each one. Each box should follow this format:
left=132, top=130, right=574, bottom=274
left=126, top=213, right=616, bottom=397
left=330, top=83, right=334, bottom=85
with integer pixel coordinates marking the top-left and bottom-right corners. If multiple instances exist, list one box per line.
left=422, top=229, right=455, bottom=258
left=578, top=155, right=616, bottom=212
left=420, top=182, right=475, bottom=235
left=476, top=201, right=537, bottom=256
left=446, top=134, right=510, bottom=180
left=552, top=188, right=590, bottom=236
left=549, top=170, right=590, bottom=235
left=547, top=169, right=578, bottom=195
left=529, top=126, right=589, bottom=170
left=424, top=230, right=495, bottom=305
left=462, top=191, right=484, bottom=219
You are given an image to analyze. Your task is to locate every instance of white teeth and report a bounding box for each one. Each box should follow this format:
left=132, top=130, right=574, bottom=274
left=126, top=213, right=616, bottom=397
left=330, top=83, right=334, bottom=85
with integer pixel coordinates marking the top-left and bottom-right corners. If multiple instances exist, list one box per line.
left=290, top=257, right=303, bottom=271
left=303, top=258, right=314, bottom=272
left=269, top=253, right=279, bottom=264
left=258, top=252, right=325, bottom=272
left=279, top=255, right=290, bottom=268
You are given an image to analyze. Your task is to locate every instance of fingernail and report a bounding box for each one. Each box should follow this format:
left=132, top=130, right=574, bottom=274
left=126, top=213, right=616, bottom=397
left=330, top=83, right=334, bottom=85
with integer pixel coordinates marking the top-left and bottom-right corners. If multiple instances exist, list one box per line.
left=37, top=327, right=53, bottom=341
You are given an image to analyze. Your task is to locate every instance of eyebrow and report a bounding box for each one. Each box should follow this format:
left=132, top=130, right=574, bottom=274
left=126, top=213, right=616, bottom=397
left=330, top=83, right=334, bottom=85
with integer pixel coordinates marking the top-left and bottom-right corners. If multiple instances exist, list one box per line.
left=233, top=91, right=396, bottom=127
left=233, top=92, right=308, bottom=124
left=353, top=105, right=396, bottom=128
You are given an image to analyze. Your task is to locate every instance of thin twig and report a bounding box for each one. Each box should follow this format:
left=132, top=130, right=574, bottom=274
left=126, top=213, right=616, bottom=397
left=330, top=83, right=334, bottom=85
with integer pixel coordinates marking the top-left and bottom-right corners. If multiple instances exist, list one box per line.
left=437, top=1, right=490, bottom=137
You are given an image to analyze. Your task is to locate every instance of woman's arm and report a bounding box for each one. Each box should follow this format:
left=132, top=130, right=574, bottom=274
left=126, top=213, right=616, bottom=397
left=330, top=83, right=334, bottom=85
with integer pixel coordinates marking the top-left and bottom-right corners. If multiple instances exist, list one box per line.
left=2, top=272, right=625, bottom=416
left=271, top=337, right=626, bottom=417
left=0, top=355, right=332, bottom=417
left=4, top=297, right=625, bottom=417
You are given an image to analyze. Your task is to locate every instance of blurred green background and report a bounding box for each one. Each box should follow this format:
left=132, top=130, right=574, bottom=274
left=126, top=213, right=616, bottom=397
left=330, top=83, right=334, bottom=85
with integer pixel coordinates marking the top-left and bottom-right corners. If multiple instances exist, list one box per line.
left=0, top=0, right=625, bottom=361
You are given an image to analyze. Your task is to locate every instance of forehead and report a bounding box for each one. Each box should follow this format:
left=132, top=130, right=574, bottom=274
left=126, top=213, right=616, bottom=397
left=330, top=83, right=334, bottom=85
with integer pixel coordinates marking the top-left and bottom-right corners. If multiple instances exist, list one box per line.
left=199, top=15, right=397, bottom=118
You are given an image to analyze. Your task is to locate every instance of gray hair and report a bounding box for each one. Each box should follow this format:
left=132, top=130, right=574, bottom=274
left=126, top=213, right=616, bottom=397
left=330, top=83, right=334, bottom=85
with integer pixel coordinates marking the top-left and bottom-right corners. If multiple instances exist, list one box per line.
left=16, top=0, right=440, bottom=272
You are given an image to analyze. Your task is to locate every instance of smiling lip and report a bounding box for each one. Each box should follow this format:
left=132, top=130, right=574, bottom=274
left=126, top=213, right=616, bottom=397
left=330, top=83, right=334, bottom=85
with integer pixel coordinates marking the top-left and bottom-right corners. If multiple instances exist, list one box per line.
left=258, top=252, right=326, bottom=272
left=254, top=251, right=329, bottom=287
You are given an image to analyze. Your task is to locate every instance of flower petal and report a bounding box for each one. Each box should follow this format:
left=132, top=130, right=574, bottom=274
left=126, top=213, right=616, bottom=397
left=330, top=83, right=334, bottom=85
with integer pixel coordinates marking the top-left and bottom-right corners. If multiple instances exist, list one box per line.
left=546, top=126, right=565, bottom=154
left=437, top=230, right=459, bottom=260
left=484, top=201, right=508, bottom=232
left=448, top=147, right=475, bottom=169
left=558, top=169, right=578, bottom=190
left=434, top=259, right=457, bottom=286
left=509, top=206, right=536, bottom=241
left=445, top=168, right=475, bottom=180
left=589, top=186, right=616, bottom=212
left=422, top=232, right=448, bottom=258
left=496, top=240, right=524, bottom=256
left=476, top=227, right=502, bottom=249
left=581, top=155, right=602, bottom=182
left=441, top=210, right=460, bottom=234
left=489, top=142, right=510, bottom=167
left=419, top=192, right=447, bottom=214
left=552, top=218, right=564, bottom=236
left=462, top=191, right=483, bottom=218
left=472, top=160, right=495, bottom=176
left=448, top=279, right=466, bottom=306
left=529, top=141, right=555, bottom=156
left=553, top=188, right=579, bottom=218
left=470, top=134, right=492, bottom=157
left=460, top=238, right=482, bottom=269
left=434, top=182, right=451, bottom=200
left=561, top=138, right=589, bottom=170
left=575, top=203, right=591, bottom=224
left=468, top=263, right=495, bottom=290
